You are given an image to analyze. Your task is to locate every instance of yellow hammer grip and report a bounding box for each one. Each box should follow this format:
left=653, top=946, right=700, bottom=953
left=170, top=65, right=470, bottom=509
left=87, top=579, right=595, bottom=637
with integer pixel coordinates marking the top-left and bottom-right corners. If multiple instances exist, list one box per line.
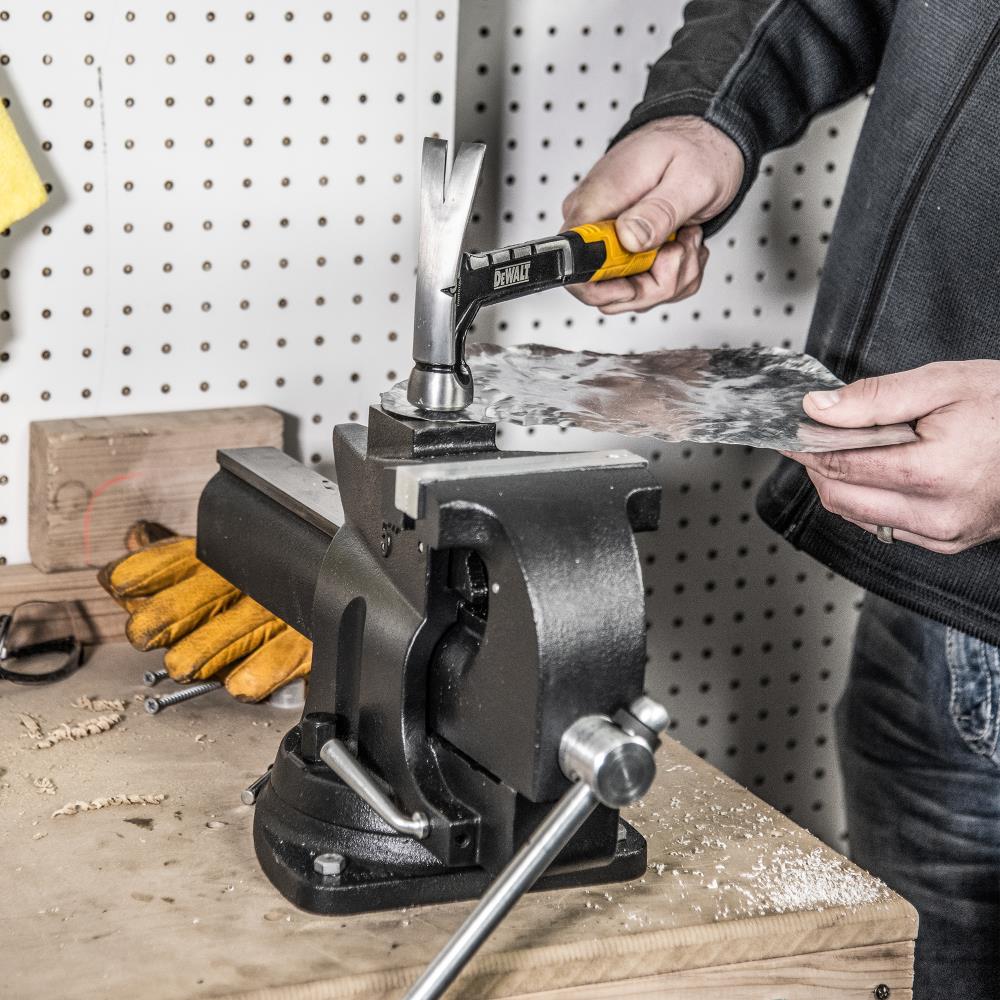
left=569, top=220, right=675, bottom=282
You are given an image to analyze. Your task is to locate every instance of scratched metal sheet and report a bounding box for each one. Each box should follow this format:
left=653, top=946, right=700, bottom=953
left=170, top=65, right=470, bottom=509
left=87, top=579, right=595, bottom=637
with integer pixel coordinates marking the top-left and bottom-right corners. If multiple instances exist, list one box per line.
left=382, top=343, right=917, bottom=452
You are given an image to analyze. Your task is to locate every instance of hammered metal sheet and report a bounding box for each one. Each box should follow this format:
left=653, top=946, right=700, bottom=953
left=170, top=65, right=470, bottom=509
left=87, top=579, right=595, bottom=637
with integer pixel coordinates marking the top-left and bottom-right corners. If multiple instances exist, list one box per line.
left=380, top=344, right=918, bottom=452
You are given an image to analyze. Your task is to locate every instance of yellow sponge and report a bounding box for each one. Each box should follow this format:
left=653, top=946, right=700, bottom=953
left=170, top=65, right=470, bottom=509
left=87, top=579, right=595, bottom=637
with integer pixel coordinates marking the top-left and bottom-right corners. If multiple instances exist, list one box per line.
left=0, top=104, right=47, bottom=232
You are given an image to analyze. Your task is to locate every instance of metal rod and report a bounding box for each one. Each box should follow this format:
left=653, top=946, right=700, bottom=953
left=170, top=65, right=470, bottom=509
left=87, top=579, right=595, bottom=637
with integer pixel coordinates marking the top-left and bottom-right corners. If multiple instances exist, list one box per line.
left=144, top=680, right=223, bottom=715
left=403, top=781, right=597, bottom=1000
left=240, top=767, right=272, bottom=806
left=319, top=738, right=430, bottom=840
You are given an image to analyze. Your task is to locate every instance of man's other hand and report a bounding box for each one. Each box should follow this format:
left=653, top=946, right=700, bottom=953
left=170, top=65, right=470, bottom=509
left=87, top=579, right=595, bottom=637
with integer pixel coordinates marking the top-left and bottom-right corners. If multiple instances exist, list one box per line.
left=561, top=116, right=743, bottom=314
left=783, top=361, right=1000, bottom=553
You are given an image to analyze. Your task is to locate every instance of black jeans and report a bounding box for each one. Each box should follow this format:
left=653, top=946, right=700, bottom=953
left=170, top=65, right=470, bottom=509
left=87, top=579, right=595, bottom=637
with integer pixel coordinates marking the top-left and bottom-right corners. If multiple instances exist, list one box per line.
left=838, top=594, right=1000, bottom=998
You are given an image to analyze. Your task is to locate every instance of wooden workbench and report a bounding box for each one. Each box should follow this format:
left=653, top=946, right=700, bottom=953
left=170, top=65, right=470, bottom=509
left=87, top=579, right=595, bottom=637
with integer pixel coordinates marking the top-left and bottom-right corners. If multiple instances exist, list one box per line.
left=1, top=645, right=916, bottom=999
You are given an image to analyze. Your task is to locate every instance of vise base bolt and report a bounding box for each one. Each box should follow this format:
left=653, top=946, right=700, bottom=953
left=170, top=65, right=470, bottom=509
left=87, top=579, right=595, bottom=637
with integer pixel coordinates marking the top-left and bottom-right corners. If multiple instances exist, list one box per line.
left=314, top=853, right=347, bottom=878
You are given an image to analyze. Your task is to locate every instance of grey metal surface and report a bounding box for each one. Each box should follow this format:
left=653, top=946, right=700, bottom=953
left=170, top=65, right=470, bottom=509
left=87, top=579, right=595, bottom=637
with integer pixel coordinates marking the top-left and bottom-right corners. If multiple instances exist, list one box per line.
left=558, top=714, right=656, bottom=809
left=405, top=363, right=476, bottom=414
left=217, top=448, right=345, bottom=537
left=407, top=137, right=488, bottom=411
left=392, top=448, right=647, bottom=519
left=319, top=738, right=431, bottom=841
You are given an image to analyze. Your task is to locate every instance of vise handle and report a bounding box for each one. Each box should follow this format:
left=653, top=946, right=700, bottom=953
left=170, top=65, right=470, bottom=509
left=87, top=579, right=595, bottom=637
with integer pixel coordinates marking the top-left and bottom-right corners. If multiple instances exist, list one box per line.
left=403, top=696, right=670, bottom=1000
left=320, top=738, right=430, bottom=840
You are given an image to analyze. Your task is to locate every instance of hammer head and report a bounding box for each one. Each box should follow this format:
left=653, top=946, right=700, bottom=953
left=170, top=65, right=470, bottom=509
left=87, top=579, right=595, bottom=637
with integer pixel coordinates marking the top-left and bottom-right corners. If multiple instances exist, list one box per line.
left=406, top=137, right=486, bottom=413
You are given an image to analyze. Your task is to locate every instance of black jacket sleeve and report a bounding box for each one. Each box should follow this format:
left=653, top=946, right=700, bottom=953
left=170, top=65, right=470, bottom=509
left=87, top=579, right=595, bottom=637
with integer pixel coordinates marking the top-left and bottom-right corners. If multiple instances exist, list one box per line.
left=615, top=0, right=898, bottom=232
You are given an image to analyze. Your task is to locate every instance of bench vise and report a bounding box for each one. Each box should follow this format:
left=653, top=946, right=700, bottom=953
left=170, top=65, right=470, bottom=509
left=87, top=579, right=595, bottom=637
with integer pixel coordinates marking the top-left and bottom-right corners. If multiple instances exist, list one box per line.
left=198, top=406, right=662, bottom=916
left=197, top=137, right=671, bottom=995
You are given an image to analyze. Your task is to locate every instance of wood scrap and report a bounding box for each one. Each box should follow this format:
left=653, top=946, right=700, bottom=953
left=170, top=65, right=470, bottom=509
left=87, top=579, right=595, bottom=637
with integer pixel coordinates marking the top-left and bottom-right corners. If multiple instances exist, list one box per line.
left=29, top=406, right=283, bottom=571
left=17, top=713, right=42, bottom=739
left=33, top=713, right=123, bottom=750
left=33, top=776, right=56, bottom=795
left=52, top=793, right=166, bottom=817
left=70, top=695, right=126, bottom=713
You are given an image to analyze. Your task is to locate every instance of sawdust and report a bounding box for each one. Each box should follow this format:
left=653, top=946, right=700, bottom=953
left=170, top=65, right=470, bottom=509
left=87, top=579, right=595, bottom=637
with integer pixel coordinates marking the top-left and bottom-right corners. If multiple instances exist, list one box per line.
left=51, top=793, right=166, bottom=817
left=632, top=775, right=891, bottom=925
left=17, top=714, right=42, bottom=739
left=33, top=713, right=123, bottom=750
left=71, top=695, right=126, bottom=713
left=33, top=776, right=56, bottom=795
left=727, top=844, right=890, bottom=916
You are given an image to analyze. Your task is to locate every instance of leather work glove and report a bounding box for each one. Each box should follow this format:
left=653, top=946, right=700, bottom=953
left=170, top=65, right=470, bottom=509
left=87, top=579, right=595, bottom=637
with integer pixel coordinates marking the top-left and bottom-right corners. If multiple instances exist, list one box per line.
left=98, top=525, right=311, bottom=702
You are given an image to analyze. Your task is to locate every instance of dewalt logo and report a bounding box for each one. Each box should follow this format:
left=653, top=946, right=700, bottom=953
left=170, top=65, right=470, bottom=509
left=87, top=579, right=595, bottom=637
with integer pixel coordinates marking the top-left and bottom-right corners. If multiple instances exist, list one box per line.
left=493, top=261, right=531, bottom=290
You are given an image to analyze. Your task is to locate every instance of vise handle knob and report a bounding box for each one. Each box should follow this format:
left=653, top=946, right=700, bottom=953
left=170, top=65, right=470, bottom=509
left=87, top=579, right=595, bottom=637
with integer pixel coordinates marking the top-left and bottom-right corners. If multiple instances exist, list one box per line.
left=403, top=697, right=669, bottom=1000
left=319, top=738, right=430, bottom=840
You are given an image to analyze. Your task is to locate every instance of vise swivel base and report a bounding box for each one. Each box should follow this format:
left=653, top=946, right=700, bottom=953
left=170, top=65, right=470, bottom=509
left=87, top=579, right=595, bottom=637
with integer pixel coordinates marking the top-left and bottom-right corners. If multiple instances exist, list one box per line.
left=197, top=406, right=662, bottom=915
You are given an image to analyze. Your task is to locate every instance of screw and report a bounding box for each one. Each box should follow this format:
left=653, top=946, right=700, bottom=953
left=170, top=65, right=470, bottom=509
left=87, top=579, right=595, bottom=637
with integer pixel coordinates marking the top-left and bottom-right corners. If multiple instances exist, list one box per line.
left=143, top=667, right=169, bottom=686
left=314, top=852, right=347, bottom=877
left=380, top=529, right=392, bottom=557
left=144, top=680, right=223, bottom=715
left=874, top=985, right=890, bottom=999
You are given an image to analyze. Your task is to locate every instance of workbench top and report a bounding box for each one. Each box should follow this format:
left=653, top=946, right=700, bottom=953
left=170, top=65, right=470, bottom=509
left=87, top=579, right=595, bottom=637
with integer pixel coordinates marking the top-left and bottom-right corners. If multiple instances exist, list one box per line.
left=1, top=645, right=916, bottom=1000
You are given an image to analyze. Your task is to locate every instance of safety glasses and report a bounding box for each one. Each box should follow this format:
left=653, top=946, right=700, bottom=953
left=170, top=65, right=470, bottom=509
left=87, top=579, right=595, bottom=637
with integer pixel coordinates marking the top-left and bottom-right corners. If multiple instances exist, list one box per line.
left=0, top=600, right=84, bottom=684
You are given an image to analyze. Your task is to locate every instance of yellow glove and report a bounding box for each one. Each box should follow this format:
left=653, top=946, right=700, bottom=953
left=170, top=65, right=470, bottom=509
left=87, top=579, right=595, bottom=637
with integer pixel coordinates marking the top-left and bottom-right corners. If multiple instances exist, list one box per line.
left=0, top=104, right=48, bottom=231
left=99, top=528, right=312, bottom=702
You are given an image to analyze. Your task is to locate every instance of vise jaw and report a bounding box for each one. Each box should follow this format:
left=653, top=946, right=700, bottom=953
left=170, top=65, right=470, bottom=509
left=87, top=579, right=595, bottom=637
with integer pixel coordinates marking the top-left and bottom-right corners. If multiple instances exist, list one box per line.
left=197, top=406, right=661, bottom=914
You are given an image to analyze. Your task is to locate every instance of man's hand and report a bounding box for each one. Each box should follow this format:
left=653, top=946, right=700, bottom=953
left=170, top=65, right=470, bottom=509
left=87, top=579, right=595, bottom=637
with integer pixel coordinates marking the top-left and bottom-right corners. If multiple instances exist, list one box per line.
left=783, top=361, right=1000, bottom=554
left=561, top=116, right=743, bottom=314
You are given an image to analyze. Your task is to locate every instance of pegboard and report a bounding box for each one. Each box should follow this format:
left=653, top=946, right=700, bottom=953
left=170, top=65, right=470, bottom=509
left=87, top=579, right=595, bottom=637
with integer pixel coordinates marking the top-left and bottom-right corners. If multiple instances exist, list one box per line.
left=455, top=0, right=870, bottom=850
left=0, top=0, right=873, bottom=853
left=0, top=0, right=458, bottom=565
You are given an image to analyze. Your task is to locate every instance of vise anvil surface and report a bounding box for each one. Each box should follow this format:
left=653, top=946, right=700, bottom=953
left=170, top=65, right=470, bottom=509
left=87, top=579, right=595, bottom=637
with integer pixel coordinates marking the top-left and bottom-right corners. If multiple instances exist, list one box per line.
left=197, top=406, right=662, bottom=914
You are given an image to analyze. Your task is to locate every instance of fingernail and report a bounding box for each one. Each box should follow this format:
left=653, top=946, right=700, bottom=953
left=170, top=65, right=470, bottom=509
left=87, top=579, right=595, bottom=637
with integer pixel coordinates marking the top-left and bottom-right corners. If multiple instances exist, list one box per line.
left=807, top=390, right=840, bottom=410
left=693, top=228, right=703, bottom=249
left=621, top=216, right=654, bottom=251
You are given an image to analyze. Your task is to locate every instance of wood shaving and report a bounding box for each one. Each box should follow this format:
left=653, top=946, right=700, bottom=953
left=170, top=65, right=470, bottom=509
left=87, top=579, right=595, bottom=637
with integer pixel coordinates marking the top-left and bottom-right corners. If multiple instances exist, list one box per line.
left=51, top=793, right=166, bottom=818
left=33, top=776, right=56, bottom=795
left=17, top=714, right=42, bottom=739
left=33, top=713, right=123, bottom=750
left=71, top=696, right=126, bottom=713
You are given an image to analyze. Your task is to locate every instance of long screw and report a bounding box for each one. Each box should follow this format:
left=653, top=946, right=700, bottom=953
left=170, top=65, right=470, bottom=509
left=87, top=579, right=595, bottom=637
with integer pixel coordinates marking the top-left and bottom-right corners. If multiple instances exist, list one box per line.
left=143, top=667, right=169, bottom=686
left=144, top=680, right=222, bottom=715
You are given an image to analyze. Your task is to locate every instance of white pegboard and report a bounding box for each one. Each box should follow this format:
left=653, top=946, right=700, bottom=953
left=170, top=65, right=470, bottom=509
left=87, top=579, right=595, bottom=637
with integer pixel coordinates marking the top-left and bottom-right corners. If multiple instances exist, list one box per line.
left=0, top=0, right=458, bottom=565
left=455, top=0, right=869, bottom=849
left=0, top=0, right=872, bottom=852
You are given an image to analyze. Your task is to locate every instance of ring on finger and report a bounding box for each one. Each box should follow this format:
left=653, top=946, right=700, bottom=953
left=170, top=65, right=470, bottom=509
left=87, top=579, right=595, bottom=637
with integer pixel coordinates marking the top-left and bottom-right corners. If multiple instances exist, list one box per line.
left=875, top=525, right=894, bottom=545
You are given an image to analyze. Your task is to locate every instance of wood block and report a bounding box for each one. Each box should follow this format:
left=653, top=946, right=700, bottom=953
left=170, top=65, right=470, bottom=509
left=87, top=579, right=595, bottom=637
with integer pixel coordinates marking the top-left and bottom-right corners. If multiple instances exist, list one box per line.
left=28, top=406, right=284, bottom=572
left=0, top=562, right=127, bottom=644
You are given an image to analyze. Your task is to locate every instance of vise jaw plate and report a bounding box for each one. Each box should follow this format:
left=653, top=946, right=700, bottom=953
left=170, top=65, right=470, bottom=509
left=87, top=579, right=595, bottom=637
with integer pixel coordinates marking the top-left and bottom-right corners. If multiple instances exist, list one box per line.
left=392, top=450, right=647, bottom=520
